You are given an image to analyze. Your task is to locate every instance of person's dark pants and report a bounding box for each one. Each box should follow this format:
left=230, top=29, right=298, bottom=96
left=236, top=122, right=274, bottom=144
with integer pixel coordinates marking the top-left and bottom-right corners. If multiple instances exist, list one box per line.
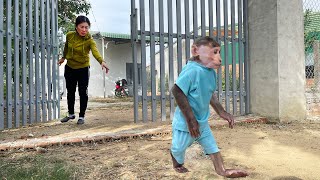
left=64, top=65, right=90, bottom=118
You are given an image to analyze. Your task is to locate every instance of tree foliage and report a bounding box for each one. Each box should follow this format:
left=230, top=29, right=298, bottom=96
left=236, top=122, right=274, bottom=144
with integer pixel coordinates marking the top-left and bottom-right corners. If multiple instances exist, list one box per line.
left=58, top=0, right=91, bottom=33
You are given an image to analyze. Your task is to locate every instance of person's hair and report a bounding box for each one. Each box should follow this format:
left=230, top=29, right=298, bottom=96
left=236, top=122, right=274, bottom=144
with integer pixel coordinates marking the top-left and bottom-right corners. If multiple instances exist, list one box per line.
left=75, top=15, right=91, bottom=27
left=191, top=36, right=220, bottom=60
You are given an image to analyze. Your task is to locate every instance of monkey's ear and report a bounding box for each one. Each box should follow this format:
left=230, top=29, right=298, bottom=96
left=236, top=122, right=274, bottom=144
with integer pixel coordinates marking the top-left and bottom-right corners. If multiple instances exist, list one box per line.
left=191, top=45, right=198, bottom=57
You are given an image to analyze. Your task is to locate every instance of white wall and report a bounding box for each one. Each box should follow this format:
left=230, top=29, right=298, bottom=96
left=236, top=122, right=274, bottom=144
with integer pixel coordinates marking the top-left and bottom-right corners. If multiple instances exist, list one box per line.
left=59, top=39, right=141, bottom=97
left=89, top=39, right=139, bottom=97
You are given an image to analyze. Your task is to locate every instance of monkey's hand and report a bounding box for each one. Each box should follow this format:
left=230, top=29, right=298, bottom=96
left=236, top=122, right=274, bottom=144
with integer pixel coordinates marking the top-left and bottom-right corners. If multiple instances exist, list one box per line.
left=186, top=118, right=200, bottom=138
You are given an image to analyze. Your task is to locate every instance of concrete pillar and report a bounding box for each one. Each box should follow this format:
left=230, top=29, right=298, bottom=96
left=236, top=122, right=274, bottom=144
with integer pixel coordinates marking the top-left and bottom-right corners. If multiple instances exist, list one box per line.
left=248, top=0, right=306, bottom=122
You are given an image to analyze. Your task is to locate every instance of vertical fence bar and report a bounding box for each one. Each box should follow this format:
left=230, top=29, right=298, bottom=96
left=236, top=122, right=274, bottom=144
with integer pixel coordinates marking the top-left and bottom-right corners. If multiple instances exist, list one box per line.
left=149, top=0, right=157, bottom=122
left=102, top=38, right=106, bottom=98
left=185, top=0, right=190, bottom=61
left=208, top=0, right=213, bottom=38
left=6, top=0, right=13, bottom=128
left=243, top=0, right=249, bottom=114
left=53, top=0, right=57, bottom=117
left=176, top=0, right=182, bottom=74
left=51, top=0, right=57, bottom=119
left=139, top=0, right=148, bottom=122
left=131, top=0, right=139, bottom=122
left=21, top=0, right=27, bottom=126
left=0, top=0, right=4, bottom=129
left=34, top=0, right=41, bottom=122
left=46, top=0, right=52, bottom=120
left=55, top=0, right=60, bottom=119
left=217, top=0, right=223, bottom=102
left=193, top=0, right=198, bottom=39
left=159, top=0, right=166, bottom=121
left=28, top=0, right=34, bottom=123
left=168, top=0, right=175, bottom=120
left=14, top=0, right=20, bottom=127
left=200, top=0, right=206, bottom=36
left=223, top=0, right=230, bottom=112
left=231, top=0, right=237, bottom=114
left=40, top=0, right=47, bottom=121
left=238, top=0, right=244, bottom=115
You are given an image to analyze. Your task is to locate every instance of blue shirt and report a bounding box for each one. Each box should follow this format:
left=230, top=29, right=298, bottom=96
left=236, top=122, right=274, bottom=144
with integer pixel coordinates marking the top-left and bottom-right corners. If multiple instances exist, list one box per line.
left=172, top=61, right=217, bottom=132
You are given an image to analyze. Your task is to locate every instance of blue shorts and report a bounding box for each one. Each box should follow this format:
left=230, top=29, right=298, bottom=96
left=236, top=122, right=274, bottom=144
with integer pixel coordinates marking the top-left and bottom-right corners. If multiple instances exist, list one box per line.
left=170, top=126, right=219, bottom=164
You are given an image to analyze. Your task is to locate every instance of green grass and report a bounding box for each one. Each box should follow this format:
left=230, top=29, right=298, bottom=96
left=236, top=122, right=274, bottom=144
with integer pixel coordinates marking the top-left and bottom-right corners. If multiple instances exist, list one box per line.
left=0, top=155, right=79, bottom=180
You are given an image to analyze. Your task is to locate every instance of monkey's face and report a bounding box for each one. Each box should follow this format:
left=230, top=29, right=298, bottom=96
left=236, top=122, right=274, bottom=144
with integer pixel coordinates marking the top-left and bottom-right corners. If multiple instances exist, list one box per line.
left=192, top=45, right=221, bottom=69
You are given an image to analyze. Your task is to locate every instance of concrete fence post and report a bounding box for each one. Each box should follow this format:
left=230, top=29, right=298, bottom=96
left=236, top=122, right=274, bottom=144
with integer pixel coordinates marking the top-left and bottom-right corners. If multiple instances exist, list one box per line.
left=248, top=0, right=306, bottom=122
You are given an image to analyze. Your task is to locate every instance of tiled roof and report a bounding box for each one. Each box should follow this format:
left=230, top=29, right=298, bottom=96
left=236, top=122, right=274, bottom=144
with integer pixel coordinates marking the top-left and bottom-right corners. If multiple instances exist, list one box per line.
left=90, top=31, right=131, bottom=43
left=91, top=31, right=169, bottom=43
left=98, top=32, right=131, bottom=39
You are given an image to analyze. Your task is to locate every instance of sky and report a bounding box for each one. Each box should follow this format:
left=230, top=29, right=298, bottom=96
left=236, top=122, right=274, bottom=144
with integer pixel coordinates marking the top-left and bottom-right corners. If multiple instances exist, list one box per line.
left=85, top=0, right=242, bottom=35
left=85, top=0, right=317, bottom=35
left=86, top=0, right=132, bottom=34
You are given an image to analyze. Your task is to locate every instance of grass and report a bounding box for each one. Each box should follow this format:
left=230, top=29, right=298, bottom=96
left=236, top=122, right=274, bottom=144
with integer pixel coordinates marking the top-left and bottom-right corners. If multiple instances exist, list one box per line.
left=0, top=154, right=79, bottom=180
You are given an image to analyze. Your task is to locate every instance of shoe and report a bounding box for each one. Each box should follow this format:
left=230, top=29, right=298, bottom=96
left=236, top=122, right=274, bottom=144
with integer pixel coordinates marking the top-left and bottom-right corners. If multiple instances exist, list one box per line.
left=77, top=118, right=85, bottom=125
left=60, top=115, right=76, bottom=123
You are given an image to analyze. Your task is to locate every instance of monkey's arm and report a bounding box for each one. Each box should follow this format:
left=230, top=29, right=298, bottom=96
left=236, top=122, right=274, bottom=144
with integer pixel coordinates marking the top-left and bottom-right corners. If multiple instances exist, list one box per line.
left=210, top=94, right=234, bottom=128
left=172, top=84, right=200, bottom=137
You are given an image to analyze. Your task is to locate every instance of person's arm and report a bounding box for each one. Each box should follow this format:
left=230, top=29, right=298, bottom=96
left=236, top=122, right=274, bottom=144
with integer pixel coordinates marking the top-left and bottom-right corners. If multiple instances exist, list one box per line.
left=172, top=84, right=200, bottom=138
left=210, top=94, right=234, bottom=128
left=90, top=40, right=109, bottom=73
left=58, top=34, right=69, bottom=65
left=62, top=38, right=68, bottom=59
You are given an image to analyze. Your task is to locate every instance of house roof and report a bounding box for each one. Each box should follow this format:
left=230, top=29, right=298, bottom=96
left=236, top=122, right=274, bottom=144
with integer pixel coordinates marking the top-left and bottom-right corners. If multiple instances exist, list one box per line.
left=99, top=32, right=131, bottom=39
left=91, top=31, right=132, bottom=44
left=91, top=31, right=169, bottom=44
left=205, top=25, right=240, bottom=37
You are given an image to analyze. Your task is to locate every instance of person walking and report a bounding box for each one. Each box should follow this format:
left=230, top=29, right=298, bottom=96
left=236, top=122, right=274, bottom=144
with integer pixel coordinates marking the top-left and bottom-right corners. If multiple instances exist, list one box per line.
left=58, top=15, right=109, bottom=124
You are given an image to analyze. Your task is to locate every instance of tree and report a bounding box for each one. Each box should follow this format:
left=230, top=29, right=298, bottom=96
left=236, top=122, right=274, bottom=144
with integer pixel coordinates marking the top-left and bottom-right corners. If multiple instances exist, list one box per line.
left=58, top=0, right=91, bottom=33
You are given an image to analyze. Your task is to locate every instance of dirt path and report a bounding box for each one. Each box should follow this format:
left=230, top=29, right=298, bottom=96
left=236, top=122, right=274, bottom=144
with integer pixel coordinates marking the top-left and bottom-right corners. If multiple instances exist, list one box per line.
left=1, top=98, right=320, bottom=179
left=1, top=122, right=320, bottom=180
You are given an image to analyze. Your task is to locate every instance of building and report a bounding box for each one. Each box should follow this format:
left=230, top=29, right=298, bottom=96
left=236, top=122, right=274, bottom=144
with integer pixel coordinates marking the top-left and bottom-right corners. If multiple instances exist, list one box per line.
left=59, top=32, right=142, bottom=97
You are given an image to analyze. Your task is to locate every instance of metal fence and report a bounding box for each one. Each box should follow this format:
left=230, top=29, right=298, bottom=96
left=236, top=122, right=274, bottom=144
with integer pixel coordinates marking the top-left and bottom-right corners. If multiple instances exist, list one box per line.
left=304, top=0, right=320, bottom=116
left=131, top=0, right=249, bottom=122
left=0, top=0, right=60, bottom=130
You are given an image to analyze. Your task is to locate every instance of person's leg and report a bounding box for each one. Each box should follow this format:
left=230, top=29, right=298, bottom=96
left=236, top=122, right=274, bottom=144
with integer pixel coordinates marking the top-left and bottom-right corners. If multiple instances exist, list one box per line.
left=62, top=65, right=77, bottom=122
left=198, top=127, right=248, bottom=178
left=170, top=128, right=194, bottom=173
left=77, top=67, right=90, bottom=122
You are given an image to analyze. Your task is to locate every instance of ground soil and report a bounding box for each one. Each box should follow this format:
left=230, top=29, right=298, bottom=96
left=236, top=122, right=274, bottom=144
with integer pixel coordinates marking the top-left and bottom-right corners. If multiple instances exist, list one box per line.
left=1, top=98, right=320, bottom=179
